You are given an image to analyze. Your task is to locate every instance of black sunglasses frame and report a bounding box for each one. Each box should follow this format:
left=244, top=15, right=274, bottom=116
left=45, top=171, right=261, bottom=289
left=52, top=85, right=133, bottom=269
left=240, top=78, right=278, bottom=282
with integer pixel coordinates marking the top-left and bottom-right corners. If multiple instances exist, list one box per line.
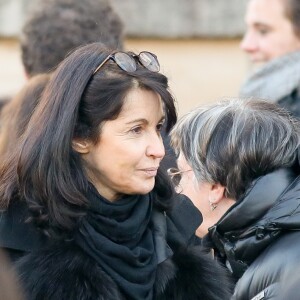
left=93, top=51, right=160, bottom=74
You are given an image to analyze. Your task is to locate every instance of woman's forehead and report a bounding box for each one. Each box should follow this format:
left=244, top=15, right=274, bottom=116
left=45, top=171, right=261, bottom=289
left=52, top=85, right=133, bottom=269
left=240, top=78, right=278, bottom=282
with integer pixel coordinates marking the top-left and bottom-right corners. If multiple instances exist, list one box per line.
left=119, top=89, right=164, bottom=119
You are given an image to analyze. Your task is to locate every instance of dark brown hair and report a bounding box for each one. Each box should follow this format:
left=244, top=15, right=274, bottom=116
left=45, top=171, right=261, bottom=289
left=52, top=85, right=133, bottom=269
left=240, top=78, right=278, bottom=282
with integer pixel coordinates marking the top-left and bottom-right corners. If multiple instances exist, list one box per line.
left=0, top=43, right=177, bottom=238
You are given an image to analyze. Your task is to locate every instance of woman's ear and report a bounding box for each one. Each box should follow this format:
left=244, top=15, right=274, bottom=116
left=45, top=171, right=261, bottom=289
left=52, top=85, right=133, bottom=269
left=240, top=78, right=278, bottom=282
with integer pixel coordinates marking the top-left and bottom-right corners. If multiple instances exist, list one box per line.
left=209, top=183, right=226, bottom=205
left=72, top=139, right=91, bottom=154
left=208, top=183, right=235, bottom=214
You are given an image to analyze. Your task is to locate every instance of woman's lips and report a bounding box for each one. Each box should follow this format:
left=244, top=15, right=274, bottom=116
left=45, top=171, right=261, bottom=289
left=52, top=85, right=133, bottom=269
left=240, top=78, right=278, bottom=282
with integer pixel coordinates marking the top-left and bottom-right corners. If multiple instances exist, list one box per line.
left=140, top=167, right=158, bottom=177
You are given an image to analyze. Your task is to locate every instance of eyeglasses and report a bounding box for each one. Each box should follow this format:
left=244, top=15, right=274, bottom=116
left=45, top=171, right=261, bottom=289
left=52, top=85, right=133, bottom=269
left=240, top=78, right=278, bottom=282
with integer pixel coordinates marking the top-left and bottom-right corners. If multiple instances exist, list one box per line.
left=93, top=51, right=160, bottom=74
left=167, top=167, right=192, bottom=187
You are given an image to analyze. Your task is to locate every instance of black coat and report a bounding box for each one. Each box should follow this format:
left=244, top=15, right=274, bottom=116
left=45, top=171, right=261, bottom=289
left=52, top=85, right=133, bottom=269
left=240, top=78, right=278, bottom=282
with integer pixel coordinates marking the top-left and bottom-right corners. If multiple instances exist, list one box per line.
left=16, top=241, right=232, bottom=300
left=204, top=168, right=300, bottom=300
left=278, top=88, right=300, bottom=118
left=0, top=200, right=46, bottom=262
left=14, top=194, right=232, bottom=300
left=274, top=266, right=300, bottom=300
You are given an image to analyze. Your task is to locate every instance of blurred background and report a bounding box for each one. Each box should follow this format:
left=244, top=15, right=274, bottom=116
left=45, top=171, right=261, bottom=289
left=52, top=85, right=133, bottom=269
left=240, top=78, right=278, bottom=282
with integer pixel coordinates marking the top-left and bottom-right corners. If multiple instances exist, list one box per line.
left=0, top=0, right=250, bottom=116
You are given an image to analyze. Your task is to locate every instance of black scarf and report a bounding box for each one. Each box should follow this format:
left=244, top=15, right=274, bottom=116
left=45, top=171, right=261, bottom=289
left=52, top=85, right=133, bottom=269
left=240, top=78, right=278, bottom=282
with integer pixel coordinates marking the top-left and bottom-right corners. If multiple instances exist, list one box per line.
left=75, top=185, right=157, bottom=300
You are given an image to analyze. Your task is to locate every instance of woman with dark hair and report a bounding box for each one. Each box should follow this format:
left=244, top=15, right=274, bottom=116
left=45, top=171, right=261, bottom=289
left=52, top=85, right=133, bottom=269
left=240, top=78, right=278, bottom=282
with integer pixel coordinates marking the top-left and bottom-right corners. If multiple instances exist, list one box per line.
left=0, top=43, right=232, bottom=299
left=170, top=97, right=300, bottom=300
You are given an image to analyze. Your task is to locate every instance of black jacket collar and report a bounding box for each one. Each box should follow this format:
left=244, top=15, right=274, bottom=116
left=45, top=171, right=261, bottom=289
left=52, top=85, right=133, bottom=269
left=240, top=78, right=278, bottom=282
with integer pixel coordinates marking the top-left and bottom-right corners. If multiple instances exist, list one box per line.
left=205, top=168, right=299, bottom=278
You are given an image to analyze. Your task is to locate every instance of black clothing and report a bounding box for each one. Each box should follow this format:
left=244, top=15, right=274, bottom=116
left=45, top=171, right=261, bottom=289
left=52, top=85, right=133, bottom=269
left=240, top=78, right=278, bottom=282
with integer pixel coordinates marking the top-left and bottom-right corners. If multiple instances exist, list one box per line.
left=203, top=168, right=300, bottom=300
left=275, top=266, right=300, bottom=300
left=16, top=193, right=232, bottom=300
left=0, top=193, right=201, bottom=261
left=17, top=241, right=232, bottom=300
left=75, top=187, right=156, bottom=300
left=0, top=200, right=46, bottom=262
left=278, top=88, right=300, bottom=118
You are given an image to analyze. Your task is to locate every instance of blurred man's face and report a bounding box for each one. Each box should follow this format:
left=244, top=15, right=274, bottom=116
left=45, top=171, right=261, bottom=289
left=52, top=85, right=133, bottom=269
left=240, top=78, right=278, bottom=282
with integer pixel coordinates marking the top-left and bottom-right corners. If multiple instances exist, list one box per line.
left=240, top=0, right=300, bottom=63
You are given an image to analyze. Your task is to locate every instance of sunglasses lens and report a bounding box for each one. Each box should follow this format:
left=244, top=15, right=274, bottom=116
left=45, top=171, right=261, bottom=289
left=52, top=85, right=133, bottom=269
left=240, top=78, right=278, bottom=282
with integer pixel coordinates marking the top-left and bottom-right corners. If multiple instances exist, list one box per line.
left=139, top=52, right=160, bottom=72
left=114, top=52, right=136, bottom=72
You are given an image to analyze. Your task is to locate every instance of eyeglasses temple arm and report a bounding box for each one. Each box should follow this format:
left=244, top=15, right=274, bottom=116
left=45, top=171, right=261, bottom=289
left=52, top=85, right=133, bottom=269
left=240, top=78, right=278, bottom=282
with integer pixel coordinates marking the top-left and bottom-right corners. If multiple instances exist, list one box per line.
left=93, top=55, right=111, bottom=75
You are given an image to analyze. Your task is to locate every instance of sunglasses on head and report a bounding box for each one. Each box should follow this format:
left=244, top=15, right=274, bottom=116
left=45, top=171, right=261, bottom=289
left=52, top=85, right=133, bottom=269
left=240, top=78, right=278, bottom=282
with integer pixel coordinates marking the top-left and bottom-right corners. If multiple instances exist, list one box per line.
left=93, top=51, right=160, bottom=74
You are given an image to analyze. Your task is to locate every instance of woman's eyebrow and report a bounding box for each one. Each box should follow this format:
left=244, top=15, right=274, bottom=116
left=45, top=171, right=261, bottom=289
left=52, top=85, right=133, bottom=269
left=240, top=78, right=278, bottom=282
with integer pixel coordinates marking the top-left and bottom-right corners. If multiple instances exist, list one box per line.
left=125, top=116, right=165, bottom=125
left=125, top=118, right=148, bottom=125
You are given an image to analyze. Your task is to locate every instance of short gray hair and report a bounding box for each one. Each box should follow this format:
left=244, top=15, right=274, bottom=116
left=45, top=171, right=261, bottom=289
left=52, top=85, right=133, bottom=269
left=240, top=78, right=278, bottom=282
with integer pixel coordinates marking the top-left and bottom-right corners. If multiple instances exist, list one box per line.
left=171, top=98, right=300, bottom=200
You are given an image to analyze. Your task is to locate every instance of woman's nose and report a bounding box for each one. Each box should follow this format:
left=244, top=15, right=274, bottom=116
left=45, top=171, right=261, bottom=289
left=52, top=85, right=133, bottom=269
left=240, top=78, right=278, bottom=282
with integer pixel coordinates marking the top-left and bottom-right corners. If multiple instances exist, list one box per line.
left=146, top=132, right=165, bottom=159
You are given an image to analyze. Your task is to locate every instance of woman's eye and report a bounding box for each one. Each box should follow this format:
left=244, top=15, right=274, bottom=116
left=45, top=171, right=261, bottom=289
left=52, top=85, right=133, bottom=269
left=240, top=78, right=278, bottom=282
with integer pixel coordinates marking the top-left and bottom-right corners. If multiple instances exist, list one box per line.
left=156, top=123, right=163, bottom=132
left=130, top=126, right=142, bottom=134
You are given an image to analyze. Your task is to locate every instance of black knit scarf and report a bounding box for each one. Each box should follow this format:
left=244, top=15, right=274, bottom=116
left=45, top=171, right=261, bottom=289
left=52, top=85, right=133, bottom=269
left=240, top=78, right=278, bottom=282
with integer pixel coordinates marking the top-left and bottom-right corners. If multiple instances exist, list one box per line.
left=75, top=185, right=157, bottom=300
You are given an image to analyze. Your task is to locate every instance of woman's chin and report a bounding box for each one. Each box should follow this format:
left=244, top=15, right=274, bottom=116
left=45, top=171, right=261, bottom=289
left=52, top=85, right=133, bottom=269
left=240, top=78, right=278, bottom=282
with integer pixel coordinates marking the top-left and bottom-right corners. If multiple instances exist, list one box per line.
left=134, top=179, right=155, bottom=195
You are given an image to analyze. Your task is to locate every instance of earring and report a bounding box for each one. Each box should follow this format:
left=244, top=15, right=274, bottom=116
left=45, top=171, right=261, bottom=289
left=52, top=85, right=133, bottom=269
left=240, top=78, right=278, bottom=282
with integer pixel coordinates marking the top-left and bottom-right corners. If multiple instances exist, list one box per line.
left=210, top=203, right=217, bottom=211
left=209, top=198, right=217, bottom=211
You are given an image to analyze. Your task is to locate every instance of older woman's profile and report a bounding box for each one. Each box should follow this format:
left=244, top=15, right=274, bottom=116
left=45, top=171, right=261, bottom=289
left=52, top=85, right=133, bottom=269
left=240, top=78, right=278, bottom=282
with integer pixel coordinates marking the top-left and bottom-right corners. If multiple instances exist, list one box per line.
left=171, top=98, right=300, bottom=300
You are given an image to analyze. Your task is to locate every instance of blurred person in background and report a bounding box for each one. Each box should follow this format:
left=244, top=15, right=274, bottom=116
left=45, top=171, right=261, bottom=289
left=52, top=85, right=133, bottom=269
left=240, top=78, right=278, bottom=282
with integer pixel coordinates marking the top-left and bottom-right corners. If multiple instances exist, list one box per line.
left=21, top=0, right=124, bottom=77
left=0, top=97, right=10, bottom=114
left=170, top=98, right=300, bottom=300
left=0, top=250, right=24, bottom=300
left=239, top=0, right=300, bottom=117
left=0, top=74, right=50, bottom=261
left=0, top=74, right=50, bottom=157
left=2, top=42, right=232, bottom=300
